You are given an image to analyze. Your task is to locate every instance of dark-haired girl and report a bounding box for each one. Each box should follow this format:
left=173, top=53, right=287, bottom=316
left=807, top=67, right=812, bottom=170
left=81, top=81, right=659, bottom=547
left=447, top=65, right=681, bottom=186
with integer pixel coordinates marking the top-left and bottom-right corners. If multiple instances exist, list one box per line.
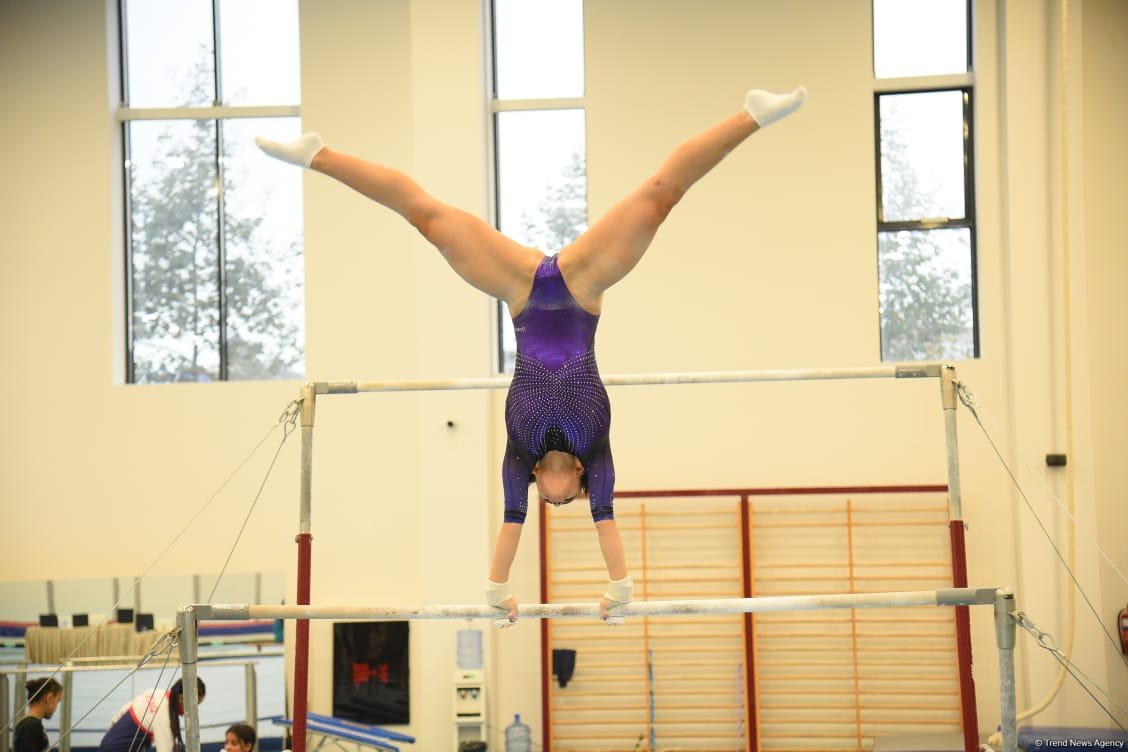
left=14, top=677, right=62, bottom=752
left=224, top=724, right=256, bottom=752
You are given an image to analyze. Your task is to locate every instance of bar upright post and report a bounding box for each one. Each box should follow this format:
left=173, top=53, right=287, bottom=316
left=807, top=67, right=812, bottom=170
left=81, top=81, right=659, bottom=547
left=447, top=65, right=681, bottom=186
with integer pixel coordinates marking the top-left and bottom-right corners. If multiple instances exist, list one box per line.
left=178, top=605, right=202, bottom=752
left=293, top=382, right=317, bottom=752
left=994, top=589, right=1018, bottom=752
left=245, top=663, right=258, bottom=743
left=941, top=365, right=979, bottom=752
left=0, top=666, right=10, bottom=752
left=59, top=669, right=72, bottom=752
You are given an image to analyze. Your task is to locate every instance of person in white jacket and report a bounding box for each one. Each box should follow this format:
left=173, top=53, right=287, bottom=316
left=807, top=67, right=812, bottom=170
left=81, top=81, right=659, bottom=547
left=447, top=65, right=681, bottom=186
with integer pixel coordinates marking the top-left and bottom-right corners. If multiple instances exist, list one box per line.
left=99, top=679, right=206, bottom=752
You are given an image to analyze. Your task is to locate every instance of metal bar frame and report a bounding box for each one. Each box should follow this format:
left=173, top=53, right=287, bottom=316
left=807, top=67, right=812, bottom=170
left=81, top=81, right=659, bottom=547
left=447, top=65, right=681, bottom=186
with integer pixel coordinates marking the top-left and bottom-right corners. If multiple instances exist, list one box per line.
left=277, top=360, right=991, bottom=752
left=176, top=588, right=1018, bottom=752
left=0, top=657, right=261, bottom=752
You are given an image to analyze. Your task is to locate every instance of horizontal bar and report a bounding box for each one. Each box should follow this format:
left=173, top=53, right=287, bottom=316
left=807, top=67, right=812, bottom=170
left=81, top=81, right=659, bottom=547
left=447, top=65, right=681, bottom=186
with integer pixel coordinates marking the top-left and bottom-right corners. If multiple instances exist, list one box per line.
left=314, top=364, right=942, bottom=395
left=554, top=689, right=736, bottom=697
left=550, top=562, right=736, bottom=572
left=0, top=658, right=264, bottom=675
left=873, top=72, right=975, bottom=93
left=552, top=703, right=741, bottom=712
left=492, top=97, right=585, bottom=113
left=553, top=616, right=738, bottom=628
left=190, top=588, right=999, bottom=622
left=117, top=105, right=301, bottom=122
left=760, top=702, right=959, bottom=710
left=752, top=560, right=950, bottom=568
left=615, top=484, right=949, bottom=498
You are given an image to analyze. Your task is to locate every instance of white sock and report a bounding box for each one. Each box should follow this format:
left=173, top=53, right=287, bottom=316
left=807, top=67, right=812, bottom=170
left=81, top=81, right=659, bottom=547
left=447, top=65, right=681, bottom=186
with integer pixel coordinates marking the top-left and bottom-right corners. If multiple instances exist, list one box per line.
left=255, top=132, right=325, bottom=168
left=743, top=86, right=807, bottom=127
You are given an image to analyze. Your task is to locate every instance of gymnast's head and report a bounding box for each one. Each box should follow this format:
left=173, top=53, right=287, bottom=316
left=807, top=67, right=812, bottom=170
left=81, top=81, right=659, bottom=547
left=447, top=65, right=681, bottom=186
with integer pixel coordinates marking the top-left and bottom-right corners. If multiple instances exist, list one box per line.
left=170, top=677, right=207, bottom=714
left=533, top=450, right=588, bottom=507
left=25, top=677, right=63, bottom=718
left=225, top=723, right=257, bottom=752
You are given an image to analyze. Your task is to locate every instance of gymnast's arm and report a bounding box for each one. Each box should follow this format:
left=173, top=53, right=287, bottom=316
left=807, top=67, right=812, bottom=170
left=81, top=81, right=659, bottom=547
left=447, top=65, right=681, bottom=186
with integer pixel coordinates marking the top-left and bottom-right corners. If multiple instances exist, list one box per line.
left=488, top=523, right=521, bottom=621
left=596, top=520, right=632, bottom=620
left=486, top=444, right=533, bottom=622
left=595, top=520, right=628, bottom=581
left=585, top=446, right=632, bottom=619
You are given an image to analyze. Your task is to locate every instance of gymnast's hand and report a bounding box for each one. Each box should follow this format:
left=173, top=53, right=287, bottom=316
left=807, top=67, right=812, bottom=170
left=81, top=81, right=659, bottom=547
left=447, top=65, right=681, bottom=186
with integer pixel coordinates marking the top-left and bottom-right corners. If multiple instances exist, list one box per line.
left=497, top=596, right=518, bottom=627
left=600, top=575, right=634, bottom=626
left=598, top=596, right=619, bottom=623
left=485, top=579, right=518, bottom=627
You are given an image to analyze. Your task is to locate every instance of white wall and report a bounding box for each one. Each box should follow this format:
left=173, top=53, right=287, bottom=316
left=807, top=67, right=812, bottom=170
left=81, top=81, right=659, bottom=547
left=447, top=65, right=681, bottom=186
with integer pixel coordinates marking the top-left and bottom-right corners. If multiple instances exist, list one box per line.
left=1080, top=0, right=1128, bottom=719
left=1, top=0, right=1124, bottom=744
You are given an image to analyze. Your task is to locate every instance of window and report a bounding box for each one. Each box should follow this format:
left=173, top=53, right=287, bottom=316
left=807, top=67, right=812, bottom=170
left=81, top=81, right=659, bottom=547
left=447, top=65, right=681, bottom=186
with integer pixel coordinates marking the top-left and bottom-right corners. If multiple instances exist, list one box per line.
left=489, top=0, right=587, bottom=372
left=873, top=0, right=977, bottom=361
left=120, top=0, right=305, bottom=382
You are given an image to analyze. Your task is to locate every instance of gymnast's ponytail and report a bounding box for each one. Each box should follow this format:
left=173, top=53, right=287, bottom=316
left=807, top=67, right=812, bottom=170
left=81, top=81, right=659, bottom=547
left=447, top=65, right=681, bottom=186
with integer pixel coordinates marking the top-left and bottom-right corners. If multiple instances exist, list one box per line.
left=167, top=678, right=206, bottom=752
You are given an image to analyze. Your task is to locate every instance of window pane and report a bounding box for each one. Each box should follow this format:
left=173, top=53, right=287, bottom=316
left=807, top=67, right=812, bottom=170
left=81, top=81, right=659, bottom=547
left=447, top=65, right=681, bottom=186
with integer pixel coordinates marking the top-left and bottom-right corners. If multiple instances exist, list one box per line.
left=879, top=228, right=974, bottom=361
left=221, top=118, right=306, bottom=379
left=879, top=90, right=966, bottom=222
left=128, top=120, right=221, bottom=382
left=496, top=109, right=587, bottom=245
left=494, top=0, right=584, bottom=99
left=218, top=0, right=301, bottom=105
left=873, top=0, right=968, bottom=78
left=125, top=0, right=215, bottom=107
left=495, top=109, right=587, bottom=371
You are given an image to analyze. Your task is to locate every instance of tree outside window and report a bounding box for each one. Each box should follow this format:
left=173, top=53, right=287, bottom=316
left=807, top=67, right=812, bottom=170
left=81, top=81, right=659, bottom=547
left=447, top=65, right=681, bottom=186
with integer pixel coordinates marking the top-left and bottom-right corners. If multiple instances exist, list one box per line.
left=877, top=91, right=976, bottom=361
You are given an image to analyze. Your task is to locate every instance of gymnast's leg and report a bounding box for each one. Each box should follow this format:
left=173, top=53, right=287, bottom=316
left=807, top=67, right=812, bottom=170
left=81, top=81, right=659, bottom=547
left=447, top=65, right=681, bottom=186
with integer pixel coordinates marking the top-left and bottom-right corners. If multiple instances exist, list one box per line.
left=558, top=87, right=806, bottom=307
left=255, top=134, right=540, bottom=306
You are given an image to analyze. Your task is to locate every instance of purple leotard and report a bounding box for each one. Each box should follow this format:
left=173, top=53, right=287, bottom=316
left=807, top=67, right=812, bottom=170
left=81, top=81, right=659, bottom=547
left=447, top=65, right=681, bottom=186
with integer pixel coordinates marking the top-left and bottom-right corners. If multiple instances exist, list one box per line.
left=502, top=255, right=614, bottom=524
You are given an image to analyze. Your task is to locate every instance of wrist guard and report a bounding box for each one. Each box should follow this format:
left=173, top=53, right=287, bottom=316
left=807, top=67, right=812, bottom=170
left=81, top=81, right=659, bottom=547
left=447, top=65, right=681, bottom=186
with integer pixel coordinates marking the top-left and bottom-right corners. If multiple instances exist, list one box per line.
left=602, top=575, right=634, bottom=605
left=485, top=579, right=512, bottom=608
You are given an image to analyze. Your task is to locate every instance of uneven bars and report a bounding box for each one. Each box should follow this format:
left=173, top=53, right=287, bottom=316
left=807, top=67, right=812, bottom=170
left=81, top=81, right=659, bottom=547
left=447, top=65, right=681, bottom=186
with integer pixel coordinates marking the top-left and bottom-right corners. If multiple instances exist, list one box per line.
left=187, top=587, right=997, bottom=622
left=311, top=363, right=943, bottom=395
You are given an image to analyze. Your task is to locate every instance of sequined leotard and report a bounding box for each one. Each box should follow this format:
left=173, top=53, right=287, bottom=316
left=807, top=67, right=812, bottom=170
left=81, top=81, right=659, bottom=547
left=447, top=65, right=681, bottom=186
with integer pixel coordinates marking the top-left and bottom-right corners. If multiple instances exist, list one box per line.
left=502, top=255, right=614, bottom=524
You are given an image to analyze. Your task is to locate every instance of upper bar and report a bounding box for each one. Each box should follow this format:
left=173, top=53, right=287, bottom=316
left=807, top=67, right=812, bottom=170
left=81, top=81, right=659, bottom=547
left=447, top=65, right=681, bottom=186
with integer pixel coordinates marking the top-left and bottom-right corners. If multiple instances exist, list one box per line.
left=194, top=588, right=998, bottom=621
left=318, top=364, right=942, bottom=395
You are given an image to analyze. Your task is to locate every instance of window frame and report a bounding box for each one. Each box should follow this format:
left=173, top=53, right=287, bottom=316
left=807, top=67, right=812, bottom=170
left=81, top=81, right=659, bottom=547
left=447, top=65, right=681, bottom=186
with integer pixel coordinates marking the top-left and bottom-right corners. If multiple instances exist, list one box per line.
left=117, top=0, right=301, bottom=383
left=873, top=22, right=980, bottom=361
left=485, top=0, right=587, bottom=374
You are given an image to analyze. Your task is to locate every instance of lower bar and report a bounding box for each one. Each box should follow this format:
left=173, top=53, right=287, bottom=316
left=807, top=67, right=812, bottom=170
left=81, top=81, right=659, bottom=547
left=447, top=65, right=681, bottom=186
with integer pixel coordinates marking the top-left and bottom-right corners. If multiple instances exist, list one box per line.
left=193, top=588, right=1000, bottom=622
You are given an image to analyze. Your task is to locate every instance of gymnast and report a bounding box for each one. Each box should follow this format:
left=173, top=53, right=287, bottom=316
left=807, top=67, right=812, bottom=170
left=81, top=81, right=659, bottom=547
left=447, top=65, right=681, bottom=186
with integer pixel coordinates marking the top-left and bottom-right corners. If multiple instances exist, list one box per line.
left=256, top=86, right=806, bottom=624
left=99, top=678, right=206, bottom=752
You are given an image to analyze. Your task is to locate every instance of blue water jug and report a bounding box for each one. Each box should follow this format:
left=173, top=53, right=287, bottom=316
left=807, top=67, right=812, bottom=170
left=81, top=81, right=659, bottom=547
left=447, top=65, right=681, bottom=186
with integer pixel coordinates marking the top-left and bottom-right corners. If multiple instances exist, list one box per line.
left=504, top=713, right=532, bottom=752
left=456, top=628, right=483, bottom=669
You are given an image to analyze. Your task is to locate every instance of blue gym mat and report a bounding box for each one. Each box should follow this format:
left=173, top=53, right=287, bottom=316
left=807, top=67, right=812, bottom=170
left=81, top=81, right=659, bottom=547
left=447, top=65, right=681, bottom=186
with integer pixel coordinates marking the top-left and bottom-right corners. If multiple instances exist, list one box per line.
left=272, top=712, right=415, bottom=752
